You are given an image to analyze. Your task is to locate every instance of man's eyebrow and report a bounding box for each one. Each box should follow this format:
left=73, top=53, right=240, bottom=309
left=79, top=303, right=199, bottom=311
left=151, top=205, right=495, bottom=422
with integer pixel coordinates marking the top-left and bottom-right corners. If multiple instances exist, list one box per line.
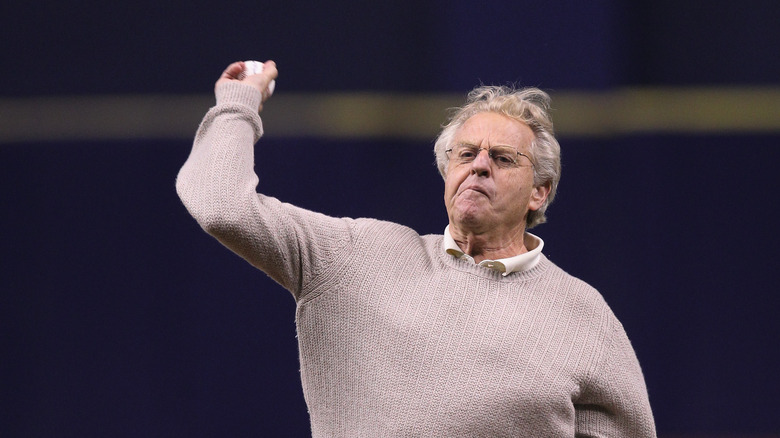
left=455, top=141, right=519, bottom=149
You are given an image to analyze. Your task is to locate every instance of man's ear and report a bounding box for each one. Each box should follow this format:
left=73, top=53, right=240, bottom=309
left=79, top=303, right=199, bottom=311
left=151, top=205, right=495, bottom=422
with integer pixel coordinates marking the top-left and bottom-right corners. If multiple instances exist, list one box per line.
left=528, top=182, right=551, bottom=211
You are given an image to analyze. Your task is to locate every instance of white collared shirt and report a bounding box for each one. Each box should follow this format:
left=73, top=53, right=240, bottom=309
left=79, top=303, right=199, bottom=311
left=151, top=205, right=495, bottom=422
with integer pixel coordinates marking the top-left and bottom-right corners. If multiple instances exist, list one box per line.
left=443, top=225, right=544, bottom=276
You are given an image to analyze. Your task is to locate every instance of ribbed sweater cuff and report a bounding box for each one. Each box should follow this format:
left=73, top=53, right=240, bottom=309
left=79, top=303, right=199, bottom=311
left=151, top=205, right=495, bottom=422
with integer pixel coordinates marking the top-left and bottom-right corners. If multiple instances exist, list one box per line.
left=215, top=82, right=263, bottom=111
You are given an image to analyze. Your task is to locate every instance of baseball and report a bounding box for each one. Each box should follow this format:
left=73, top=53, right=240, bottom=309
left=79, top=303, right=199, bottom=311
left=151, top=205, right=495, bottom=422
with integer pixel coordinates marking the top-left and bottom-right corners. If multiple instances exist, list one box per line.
left=239, top=60, right=276, bottom=95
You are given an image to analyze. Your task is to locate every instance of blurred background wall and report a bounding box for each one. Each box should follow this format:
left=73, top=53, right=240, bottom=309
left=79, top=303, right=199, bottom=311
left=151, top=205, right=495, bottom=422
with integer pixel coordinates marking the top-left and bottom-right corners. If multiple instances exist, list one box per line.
left=2, top=0, right=779, bottom=436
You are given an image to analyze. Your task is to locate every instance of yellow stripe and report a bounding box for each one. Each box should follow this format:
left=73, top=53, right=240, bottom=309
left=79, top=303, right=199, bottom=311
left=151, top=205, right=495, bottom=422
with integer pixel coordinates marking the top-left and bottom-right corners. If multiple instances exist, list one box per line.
left=1, top=87, right=778, bottom=143
left=553, top=87, right=780, bottom=136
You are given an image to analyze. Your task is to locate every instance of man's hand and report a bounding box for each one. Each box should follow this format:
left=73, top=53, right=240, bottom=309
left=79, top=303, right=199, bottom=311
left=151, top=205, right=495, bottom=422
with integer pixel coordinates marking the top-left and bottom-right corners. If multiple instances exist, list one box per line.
left=216, top=60, right=279, bottom=112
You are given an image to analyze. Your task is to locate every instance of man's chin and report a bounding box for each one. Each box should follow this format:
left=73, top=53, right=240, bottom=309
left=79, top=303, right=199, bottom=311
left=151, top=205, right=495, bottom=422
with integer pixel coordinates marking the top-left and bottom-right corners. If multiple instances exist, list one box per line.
left=452, top=208, right=490, bottom=230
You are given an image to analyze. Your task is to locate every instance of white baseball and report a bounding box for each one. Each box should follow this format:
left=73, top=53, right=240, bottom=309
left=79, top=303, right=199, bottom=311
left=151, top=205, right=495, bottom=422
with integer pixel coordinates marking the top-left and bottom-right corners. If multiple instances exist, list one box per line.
left=240, top=60, right=276, bottom=95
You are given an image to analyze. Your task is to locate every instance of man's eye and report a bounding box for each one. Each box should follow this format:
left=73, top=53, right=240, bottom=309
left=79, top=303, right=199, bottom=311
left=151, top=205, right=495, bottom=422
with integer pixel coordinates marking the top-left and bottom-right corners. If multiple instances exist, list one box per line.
left=458, top=150, right=477, bottom=159
left=494, top=154, right=514, bottom=164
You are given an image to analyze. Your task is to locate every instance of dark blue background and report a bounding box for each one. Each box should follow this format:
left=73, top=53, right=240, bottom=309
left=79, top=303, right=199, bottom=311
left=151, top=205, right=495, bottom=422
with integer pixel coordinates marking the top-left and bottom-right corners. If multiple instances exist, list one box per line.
left=2, top=0, right=779, bottom=436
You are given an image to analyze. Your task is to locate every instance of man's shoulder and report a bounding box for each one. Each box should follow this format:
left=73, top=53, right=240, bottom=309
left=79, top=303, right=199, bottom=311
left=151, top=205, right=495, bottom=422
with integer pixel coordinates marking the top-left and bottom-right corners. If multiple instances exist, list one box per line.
left=538, top=255, right=609, bottom=306
left=352, top=217, right=442, bottom=243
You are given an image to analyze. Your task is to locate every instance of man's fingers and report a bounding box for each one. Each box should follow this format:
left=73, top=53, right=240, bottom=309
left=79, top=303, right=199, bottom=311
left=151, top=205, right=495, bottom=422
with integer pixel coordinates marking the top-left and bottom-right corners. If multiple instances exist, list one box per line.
left=214, top=60, right=278, bottom=110
left=240, top=60, right=277, bottom=101
left=262, top=61, right=278, bottom=80
left=221, top=62, right=245, bottom=80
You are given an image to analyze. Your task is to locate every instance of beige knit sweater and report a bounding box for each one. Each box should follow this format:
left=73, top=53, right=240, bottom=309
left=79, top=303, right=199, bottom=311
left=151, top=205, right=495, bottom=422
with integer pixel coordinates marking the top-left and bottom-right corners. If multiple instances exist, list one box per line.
left=176, top=82, right=656, bottom=437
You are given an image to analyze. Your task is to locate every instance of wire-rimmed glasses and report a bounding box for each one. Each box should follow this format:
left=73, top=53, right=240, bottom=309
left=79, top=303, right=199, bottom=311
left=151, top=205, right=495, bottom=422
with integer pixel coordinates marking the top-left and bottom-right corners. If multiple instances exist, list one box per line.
left=445, top=143, right=534, bottom=169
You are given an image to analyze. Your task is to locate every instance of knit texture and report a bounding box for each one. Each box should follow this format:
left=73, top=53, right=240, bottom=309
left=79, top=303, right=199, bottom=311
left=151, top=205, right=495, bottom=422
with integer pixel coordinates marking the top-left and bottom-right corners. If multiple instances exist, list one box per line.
left=176, top=82, right=656, bottom=437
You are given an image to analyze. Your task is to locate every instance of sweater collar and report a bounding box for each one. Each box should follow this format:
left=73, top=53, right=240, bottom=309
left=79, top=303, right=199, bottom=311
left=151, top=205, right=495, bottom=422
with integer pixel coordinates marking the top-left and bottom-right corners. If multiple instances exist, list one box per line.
left=443, top=225, right=544, bottom=276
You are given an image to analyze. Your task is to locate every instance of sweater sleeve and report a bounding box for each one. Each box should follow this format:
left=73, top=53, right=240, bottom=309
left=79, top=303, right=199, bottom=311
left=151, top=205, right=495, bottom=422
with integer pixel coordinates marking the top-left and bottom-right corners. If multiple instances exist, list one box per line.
left=175, top=82, right=353, bottom=299
left=574, top=317, right=657, bottom=437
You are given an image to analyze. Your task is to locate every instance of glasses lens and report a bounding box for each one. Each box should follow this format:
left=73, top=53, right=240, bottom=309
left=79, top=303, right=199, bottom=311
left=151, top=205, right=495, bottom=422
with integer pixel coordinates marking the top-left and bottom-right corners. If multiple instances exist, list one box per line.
left=454, top=145, right=479, bottom=162
left=489, top=146, right=519, bottom=167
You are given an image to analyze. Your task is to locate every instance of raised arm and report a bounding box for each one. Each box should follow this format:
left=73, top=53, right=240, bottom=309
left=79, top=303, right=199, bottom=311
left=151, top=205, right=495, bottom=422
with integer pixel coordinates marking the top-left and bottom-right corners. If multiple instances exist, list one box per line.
left=176, top=61, right=277, bottom=233
left=176, top=61, right=352, bottom=298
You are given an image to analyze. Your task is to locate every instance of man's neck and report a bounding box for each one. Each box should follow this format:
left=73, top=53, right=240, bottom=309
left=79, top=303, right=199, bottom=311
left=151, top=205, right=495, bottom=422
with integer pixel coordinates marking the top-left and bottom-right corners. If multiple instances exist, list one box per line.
left=448, top=224, right=528, bottom=264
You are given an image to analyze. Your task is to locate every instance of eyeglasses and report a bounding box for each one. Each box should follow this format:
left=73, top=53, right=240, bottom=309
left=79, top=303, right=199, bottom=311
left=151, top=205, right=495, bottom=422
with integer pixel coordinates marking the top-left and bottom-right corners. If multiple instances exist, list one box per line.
left=445, top=144, right=534, bottom=169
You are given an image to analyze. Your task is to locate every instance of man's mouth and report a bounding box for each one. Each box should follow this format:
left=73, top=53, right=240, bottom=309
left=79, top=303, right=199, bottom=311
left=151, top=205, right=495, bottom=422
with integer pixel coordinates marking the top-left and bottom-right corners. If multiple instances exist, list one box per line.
left=459, top=185, right=489, bottom=197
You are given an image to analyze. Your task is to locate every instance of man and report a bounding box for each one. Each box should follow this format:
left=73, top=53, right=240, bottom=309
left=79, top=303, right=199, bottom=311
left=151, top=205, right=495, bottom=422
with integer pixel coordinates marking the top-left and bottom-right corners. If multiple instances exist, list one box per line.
left=177, top=60, right=656, bottom=437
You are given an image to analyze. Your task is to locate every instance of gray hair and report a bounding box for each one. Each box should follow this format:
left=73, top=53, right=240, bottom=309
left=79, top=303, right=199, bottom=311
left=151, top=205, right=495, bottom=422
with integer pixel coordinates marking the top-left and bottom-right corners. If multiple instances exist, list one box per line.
left=433, top=85, right=562, bottom=229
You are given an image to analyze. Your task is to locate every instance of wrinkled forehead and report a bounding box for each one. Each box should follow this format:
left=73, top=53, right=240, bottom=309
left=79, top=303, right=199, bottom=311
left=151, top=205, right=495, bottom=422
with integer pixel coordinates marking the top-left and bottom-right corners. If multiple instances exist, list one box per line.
left=453, top=112, right=535, bottom=151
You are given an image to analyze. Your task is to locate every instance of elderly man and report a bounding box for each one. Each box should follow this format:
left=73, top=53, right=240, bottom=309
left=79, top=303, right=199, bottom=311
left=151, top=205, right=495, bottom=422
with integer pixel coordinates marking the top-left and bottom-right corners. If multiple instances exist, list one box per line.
left=176, top=60, right=656, bottom=437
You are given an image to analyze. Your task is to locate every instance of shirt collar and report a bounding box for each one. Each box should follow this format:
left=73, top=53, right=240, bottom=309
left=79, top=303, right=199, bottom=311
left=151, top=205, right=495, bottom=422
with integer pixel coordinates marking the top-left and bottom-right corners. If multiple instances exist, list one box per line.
left=443, top=225, right=544, bottom=276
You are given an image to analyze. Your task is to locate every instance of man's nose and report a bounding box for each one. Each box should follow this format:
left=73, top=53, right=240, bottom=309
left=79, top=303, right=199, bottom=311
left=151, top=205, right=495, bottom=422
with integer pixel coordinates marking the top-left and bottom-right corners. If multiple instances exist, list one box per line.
left=470, top=148, right=491, bottom=176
